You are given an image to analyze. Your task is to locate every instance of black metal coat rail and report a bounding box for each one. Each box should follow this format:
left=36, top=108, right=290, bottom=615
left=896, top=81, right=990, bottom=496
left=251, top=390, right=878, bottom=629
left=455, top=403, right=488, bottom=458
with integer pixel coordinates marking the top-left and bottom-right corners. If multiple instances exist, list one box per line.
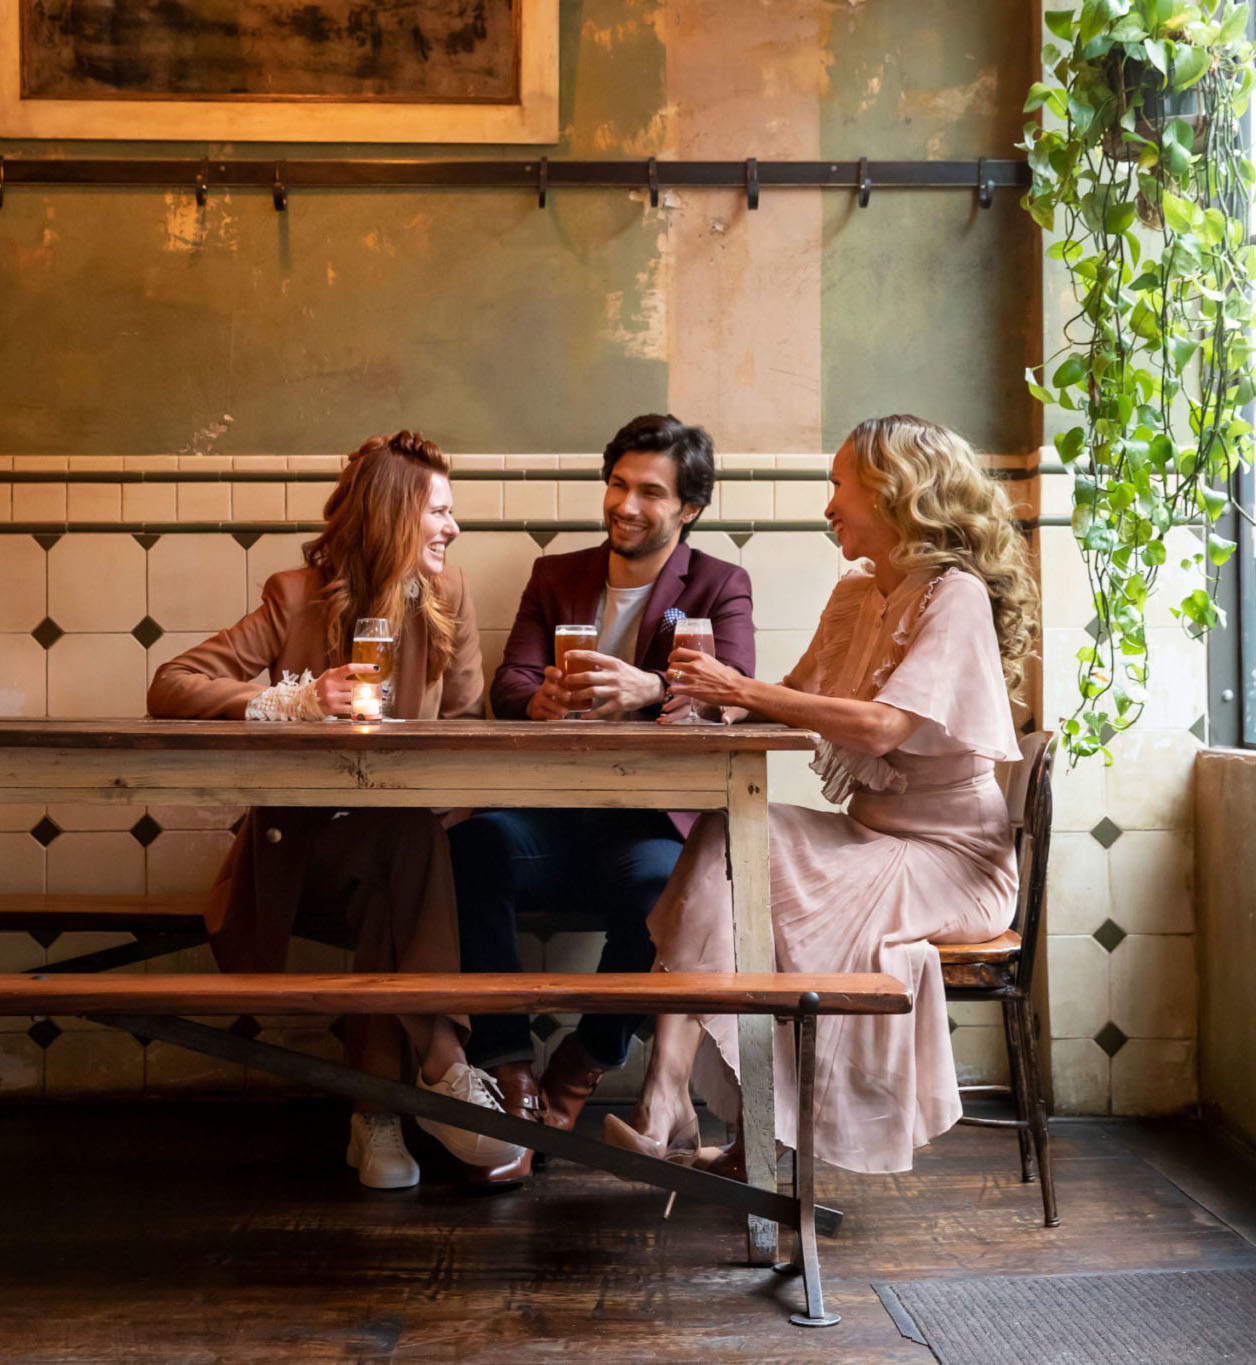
left=0, top=155, right=1029, bottom=211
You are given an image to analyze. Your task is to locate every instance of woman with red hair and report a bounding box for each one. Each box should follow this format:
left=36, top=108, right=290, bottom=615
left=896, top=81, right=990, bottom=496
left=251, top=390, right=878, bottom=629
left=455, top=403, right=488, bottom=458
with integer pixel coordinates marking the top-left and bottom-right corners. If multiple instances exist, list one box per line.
left=149, top=430, right=522, bottom=1189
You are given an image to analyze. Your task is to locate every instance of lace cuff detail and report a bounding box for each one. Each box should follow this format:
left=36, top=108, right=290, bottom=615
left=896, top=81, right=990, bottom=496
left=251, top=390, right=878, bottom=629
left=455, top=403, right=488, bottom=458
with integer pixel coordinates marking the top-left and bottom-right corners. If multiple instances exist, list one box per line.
left=809, top=738, right=907, bottom=805
left=244, top=669, right=326, bottom=722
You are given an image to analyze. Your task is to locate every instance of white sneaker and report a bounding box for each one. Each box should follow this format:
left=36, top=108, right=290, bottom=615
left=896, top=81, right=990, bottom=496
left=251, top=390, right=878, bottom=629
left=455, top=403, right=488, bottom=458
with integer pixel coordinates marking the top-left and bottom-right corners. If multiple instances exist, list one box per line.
left=415, top=1063, right=528, bottom=1168
left=346, top=1112, right=420, bottom=1189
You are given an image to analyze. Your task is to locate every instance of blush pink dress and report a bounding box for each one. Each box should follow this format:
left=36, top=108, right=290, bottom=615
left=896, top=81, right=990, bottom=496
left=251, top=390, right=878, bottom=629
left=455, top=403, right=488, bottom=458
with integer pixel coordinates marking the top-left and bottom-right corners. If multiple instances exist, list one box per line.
left=647, top=565, right=1023, bottom=1173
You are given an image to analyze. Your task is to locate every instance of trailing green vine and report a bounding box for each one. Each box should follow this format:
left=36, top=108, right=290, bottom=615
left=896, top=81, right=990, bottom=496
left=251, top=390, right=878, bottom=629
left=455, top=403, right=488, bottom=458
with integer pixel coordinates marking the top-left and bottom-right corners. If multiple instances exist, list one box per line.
left=1021, top=0, right=1255, bottom=760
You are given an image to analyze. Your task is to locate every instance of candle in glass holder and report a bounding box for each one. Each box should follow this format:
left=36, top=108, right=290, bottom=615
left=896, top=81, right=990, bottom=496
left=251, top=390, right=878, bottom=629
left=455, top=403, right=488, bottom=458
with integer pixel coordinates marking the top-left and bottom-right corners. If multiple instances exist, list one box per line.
left=351, top=679, right=382, bottom=722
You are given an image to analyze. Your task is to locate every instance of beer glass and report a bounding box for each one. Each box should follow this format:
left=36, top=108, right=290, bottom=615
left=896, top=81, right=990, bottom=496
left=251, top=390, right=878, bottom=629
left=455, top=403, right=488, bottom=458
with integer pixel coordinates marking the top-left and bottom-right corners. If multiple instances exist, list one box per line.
left=554, top=624, right=598, bottom=718
left=670, top=616, right=720, bottom=724
left=352, top=617, right=393, bottom=721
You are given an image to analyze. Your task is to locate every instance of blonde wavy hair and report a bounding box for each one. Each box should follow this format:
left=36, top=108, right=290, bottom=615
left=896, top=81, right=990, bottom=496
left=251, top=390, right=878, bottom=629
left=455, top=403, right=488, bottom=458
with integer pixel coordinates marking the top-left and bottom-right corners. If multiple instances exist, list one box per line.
left=303, top=430, right=456, bottom=684
left=847, top=414, right=1039, bottom=700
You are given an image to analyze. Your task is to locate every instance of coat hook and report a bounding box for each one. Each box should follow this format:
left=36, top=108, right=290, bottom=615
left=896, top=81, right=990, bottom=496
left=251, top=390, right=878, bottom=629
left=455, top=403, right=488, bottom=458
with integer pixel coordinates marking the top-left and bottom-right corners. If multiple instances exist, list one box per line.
left=272, top=161, right=287, bottom=212
left=195, top=157, right=208, bottom=207
left=537, top=156, right=548, bottom=209
left=648, top=156, right=659, bottom=208
left=745, top=157, right=759, bottom=211
left=857, top=156, right=871, bottom=208
left=976, top=157, right=994, bottom=209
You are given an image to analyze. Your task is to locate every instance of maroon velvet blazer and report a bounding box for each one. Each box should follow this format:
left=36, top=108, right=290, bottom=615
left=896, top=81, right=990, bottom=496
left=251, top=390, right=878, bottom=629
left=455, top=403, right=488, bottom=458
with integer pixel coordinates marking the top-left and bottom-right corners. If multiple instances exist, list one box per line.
left=491, top=539, right=755, bottom=723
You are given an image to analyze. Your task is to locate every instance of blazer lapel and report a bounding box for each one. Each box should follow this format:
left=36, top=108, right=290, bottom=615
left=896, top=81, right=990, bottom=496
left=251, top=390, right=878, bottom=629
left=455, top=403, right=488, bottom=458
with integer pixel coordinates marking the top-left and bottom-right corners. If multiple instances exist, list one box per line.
left=568, top=542, right=611, bottom=631
left=634, top=541, right=692, bottom=667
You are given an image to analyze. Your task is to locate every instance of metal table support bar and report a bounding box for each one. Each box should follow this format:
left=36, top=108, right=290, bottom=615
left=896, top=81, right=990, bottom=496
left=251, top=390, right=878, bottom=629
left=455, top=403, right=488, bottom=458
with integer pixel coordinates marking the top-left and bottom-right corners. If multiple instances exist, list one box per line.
left=93, top=1010, right=842, bottom=1248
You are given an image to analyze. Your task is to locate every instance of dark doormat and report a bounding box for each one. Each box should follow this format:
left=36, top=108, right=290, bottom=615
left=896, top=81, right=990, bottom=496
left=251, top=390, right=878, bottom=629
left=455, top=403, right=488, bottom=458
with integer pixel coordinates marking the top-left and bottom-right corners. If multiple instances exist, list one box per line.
left=874, top=1268, right=1256, bottom=1365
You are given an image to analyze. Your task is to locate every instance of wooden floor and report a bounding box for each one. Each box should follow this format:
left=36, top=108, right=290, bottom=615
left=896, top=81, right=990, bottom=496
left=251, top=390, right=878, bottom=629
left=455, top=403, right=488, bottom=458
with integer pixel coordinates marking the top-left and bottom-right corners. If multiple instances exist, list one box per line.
left=1, top=1097, right=1254, bottom=1364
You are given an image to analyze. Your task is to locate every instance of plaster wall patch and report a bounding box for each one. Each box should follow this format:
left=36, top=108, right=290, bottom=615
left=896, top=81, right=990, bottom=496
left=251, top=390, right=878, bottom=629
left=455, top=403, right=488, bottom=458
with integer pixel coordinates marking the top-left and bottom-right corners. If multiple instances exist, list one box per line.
left=601, top=246, right=668, bottom=362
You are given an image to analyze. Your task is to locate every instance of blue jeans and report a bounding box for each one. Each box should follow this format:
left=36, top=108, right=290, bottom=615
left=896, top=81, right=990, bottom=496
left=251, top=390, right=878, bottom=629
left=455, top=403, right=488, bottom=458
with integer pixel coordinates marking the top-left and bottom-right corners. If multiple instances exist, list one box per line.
left=448, top=807, right=684, bottom=1070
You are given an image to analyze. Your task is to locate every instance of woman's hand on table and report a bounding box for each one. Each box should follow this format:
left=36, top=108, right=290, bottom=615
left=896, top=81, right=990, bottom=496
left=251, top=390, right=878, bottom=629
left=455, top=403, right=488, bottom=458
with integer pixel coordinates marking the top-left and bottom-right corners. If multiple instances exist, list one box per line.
left=526, top=666, right=576, bottom=721
left=658, top=692, right=749, bottom=726
left=314, top=662, right=373, bottom=718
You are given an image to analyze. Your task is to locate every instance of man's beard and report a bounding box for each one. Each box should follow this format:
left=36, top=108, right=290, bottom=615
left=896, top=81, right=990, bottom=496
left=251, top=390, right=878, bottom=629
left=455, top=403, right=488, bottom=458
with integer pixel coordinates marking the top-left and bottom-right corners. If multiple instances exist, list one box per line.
left=607, top=516, right=679, bottom=560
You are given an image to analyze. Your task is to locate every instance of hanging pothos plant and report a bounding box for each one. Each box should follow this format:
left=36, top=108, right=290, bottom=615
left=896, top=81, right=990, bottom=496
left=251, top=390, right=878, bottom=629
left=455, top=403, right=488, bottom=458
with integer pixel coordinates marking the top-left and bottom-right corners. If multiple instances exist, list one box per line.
left=1020, top=0, right=1255, bottom=761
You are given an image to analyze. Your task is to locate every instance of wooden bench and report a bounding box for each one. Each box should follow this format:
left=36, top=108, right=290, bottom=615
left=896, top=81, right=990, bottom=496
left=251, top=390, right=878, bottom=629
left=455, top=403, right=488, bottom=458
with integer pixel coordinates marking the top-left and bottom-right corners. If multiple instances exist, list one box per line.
left=0, top=968, right=910, bottom=1329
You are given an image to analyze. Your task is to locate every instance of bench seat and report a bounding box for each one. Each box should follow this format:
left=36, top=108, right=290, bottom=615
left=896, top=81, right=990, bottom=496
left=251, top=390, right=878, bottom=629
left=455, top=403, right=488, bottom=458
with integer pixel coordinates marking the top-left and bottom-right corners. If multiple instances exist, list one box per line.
left=0, top=970, right=911, bottom=1018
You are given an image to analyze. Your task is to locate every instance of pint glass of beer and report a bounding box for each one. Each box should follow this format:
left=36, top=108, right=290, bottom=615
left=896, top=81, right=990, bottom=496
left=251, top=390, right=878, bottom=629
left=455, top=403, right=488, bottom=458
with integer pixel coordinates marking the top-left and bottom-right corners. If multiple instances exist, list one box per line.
left=352, top=617, right=394, bottom=720
left=671, top=617, right=720, bottom=724
left=554, top=624, right=598, bottom=718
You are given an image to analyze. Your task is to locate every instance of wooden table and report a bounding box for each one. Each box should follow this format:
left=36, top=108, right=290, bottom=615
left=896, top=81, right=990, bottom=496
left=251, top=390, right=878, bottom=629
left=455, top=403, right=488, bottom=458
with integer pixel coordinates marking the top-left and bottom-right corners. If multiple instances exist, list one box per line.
left=0, top=717, right=818, bottom=1259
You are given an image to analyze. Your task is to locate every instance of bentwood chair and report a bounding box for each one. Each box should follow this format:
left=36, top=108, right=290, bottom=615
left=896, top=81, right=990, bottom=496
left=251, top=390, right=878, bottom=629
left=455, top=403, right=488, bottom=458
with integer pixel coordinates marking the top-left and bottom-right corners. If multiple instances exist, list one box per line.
left=934, top=731, right=1058, bottom=1227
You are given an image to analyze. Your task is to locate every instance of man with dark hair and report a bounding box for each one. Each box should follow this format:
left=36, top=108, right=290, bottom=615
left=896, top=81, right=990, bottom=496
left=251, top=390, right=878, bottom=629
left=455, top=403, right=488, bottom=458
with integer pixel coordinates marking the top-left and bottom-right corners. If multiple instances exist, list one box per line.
left=449, top=412, right=755, bottom=1188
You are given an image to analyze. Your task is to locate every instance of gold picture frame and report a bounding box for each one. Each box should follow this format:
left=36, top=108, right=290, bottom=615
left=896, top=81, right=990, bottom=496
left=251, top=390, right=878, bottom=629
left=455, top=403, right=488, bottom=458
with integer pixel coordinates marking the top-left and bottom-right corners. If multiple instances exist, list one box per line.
left=0, top=0, right=557, bottom=143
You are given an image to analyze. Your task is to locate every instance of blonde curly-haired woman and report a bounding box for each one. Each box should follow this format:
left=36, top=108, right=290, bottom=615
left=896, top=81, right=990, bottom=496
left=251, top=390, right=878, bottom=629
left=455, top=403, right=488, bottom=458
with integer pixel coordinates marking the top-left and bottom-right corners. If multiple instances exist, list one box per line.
left=606, top=414, right=1040, bottom=1177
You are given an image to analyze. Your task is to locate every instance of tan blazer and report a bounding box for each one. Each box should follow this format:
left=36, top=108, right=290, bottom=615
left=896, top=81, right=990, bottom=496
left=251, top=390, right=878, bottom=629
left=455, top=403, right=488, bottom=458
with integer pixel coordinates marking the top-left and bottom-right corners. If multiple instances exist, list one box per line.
left=147, top=565, right=484, bottom=969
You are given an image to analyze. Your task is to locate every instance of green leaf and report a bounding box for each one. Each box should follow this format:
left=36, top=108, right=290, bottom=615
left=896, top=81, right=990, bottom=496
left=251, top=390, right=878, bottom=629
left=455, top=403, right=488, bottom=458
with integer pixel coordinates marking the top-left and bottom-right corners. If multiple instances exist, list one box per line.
left=1201, top=206, right=1227, bottom=245
left=1045, top=8, right=1076, bottom=38
left=1129, top=298, right=1162, bottom=341
left=1163, top=138, right=1193, bottom=178
left=1219, top=3, right=1251, bottom=43
left=1055, top=426, right=1087, bottom=463
left=1143, top=36, right=1169, bottom=72
left=1109, top=481, right=1138, bottom=510
left=1068, top=92, right=1097, bottom=135
left=1053, top=355, right=1089, bottom=387
left=1171, top=337, right=1199, bottom=373
left=1181, top=588, right=1221, bottom=629
left=1142, top=538, right=1167, bottom=567
left=1105, top=200, right=1137, bottom=233
left=1025, top=81, right=1055, bottom=112
left=1162, top=117, right=1196, bottom=149
left=1208, top=533, right=1237, bottom=565
left=1081, top=0, right=1132, bottom=47
left=1200, top=484, right=1229, bottom=520
left=1171, top=45, right=1211, bottom=91
left=1162, top=191, right=1202, bottom=232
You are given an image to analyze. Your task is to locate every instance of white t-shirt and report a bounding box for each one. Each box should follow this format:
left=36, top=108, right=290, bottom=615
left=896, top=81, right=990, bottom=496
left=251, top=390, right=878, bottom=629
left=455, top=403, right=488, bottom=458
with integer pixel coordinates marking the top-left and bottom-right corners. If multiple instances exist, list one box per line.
left=595, top=581, right=653, bottom=664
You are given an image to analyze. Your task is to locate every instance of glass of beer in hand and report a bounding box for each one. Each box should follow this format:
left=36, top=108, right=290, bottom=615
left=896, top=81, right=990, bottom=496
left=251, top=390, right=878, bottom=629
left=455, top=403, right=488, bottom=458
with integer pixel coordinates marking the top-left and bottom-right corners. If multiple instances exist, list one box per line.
left=671, top=616, right=720, bottom=724
left=351, top=617, right=394, bottom=721
left=554, top=624, right=598, bottom=718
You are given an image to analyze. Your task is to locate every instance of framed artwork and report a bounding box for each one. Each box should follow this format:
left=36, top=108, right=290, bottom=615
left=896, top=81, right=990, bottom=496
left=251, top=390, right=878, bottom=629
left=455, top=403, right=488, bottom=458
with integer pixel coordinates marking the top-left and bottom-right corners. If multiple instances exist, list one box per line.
left=0, top=0, right=557, bottom=142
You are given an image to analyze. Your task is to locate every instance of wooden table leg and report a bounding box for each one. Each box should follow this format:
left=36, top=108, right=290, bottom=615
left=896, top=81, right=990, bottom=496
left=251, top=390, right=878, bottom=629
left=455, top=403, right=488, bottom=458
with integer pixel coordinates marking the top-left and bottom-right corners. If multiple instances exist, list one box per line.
left=727, top=750, right=777, bottom=1264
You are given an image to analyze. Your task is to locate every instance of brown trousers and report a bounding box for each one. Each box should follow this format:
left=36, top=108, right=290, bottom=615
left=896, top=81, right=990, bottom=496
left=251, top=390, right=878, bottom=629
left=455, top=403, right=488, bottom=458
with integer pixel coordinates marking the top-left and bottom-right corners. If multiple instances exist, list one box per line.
left=295, top=808, right=467, bottom=1085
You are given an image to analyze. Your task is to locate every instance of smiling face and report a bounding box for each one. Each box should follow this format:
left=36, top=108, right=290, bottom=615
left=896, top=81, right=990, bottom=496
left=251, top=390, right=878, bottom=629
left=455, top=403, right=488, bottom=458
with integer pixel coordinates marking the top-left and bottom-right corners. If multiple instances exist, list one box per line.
left=603, top=450, right=700, bottom=561
left=417, top=471, right=459, bottom=576
left=824, top=440, right=899, bottom=567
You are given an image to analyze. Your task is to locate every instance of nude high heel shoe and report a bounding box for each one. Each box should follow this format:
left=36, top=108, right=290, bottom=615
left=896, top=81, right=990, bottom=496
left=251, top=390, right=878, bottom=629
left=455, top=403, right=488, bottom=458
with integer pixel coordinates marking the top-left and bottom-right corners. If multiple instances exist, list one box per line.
left=603, top=1112, right=700, bottom=1166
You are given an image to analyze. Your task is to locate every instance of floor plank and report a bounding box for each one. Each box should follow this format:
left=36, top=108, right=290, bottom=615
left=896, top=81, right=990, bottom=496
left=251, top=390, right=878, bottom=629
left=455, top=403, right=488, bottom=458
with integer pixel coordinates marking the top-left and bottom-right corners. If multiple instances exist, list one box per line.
left=0, top=1099, right=1252, bottom=1363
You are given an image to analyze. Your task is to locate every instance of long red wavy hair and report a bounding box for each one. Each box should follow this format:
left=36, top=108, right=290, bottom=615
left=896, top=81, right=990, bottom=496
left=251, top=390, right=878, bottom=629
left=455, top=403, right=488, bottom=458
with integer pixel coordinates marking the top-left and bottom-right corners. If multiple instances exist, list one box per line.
left=303, top=430, right=456, bottom=683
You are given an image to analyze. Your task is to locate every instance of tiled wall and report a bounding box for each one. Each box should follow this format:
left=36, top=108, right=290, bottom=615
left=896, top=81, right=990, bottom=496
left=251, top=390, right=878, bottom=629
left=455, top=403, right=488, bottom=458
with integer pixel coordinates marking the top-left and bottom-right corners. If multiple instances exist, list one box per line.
left=1039, top=468, right=1204, bottom=1116
left=1, top=450, right=1104, bottom=1110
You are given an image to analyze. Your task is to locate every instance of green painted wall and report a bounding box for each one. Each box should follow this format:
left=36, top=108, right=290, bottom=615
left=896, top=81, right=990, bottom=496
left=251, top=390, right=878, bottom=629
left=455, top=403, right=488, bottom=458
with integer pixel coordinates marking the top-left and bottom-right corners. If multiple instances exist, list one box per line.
left=820, top=0, right=1039, bottom=454
left=1, top=1, right=1039, bottom=458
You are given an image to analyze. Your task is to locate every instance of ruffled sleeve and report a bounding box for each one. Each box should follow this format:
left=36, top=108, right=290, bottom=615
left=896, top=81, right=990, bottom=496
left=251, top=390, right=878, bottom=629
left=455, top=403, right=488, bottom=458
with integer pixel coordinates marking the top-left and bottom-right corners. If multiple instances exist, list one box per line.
left=782, top=571, right=874, bottom=695
left=874, top=570, right=1021, bottom=761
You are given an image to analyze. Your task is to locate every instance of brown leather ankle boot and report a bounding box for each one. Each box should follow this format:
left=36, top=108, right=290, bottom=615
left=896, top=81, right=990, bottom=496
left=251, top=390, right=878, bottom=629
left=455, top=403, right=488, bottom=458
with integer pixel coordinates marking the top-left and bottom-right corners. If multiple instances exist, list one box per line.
left=538, top=1034, right=605, bottom=1132
left=463, top=1061, right=546, bottom=1192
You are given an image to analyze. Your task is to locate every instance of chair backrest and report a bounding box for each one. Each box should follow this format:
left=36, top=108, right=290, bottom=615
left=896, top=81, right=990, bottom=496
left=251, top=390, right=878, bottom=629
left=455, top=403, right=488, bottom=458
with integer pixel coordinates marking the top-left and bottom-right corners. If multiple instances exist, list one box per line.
left=1005, top=730, right=1055, bottom=991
